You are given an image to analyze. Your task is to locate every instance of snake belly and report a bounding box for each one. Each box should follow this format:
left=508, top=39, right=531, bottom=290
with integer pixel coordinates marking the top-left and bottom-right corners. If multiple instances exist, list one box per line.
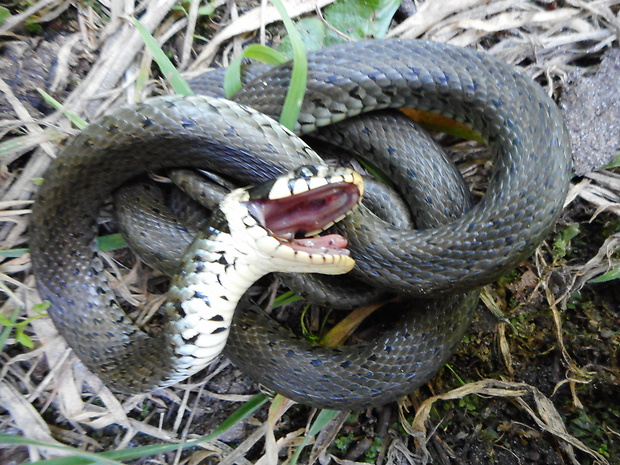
left=29, top=39, right=571, bottom=409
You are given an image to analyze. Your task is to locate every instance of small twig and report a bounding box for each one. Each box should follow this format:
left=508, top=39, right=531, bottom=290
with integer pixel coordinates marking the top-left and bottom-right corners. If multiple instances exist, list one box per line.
left=315, top=3, right=353, bottom=42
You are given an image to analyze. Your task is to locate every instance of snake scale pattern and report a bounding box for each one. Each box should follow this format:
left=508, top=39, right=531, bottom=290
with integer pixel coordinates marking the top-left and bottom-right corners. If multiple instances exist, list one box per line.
left=30, top=40, right=572, bottom=409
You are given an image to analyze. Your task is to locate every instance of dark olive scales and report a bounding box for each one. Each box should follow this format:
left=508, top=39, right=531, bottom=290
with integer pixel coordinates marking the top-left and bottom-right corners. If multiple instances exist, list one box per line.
left=30, top=40, right=571, bottom=409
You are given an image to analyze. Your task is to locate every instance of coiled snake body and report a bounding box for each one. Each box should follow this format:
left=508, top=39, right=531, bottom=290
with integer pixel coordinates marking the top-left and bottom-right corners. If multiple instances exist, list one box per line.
left=30, top=40, right=571, bottom=410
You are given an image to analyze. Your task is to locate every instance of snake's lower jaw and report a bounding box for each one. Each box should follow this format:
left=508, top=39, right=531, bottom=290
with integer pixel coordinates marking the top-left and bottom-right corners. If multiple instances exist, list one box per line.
left=271, top=244, right=356, bottom=275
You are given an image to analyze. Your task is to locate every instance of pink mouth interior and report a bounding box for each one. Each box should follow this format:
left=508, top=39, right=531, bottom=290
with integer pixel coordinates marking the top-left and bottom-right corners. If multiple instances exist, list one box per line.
left=246, top=182, right=360, bottom=254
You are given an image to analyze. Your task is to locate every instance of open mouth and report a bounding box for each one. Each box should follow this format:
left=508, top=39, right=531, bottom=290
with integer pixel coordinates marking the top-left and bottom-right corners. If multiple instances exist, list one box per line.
left=245, top=182, right=361, bottom=255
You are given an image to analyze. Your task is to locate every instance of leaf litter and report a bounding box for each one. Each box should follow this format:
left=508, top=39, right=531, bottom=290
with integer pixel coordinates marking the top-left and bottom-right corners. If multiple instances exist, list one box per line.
left=1, top=0, right=619, bottom=464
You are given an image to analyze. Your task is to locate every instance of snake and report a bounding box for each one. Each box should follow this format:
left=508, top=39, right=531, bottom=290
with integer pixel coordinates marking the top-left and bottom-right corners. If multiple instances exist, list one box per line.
left=29, top=39, right=572, bottom=410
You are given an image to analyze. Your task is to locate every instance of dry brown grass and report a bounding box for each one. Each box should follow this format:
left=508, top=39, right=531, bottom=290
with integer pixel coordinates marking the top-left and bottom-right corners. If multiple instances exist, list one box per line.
left=1, top=1, right=619, bottom=464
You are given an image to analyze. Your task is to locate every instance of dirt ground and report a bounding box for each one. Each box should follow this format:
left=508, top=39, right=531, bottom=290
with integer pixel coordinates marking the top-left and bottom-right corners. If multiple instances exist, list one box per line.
left=0, top=1, right=619, bottom=464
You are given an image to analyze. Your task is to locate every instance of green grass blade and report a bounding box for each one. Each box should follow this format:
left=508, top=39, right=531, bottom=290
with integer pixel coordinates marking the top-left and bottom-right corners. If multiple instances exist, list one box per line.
left=97, top=233, right=127, bottom=252
left=445, top=363, right=466, bottom=385
left=589, top=265, right=620, bottom=283
left=0, top=247, right=28, bottom=258
left=224, top=44, right=289, bottom=97
left=20, top=393, right=269, bottom=465
left=223, top=0, right=307, bottom=130
left=0, top=234, right=127, bottom=259
left=0, top=434, right=123, bottom=465
left=270, top=0, right=307, bottom=131
left=0, top=6, right=10, bottom=24
left=0, top=307, right=20, bottom=353
left=289, top=409, right=340, bottom=465
left=272, top=290, right=302, bottom=308
left=38, top=90, right=88, bottom=129
left=238, top=44, right=289, bottom=65
left=602, top=152, right=620, bottom=169
left=0, top=129, right=65, bottom=158
left=131, top=18, right=193, bottom=96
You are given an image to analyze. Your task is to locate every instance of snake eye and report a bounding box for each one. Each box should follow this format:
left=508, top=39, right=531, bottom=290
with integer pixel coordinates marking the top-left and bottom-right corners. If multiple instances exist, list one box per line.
left=294, top=166, right=319, bottom=179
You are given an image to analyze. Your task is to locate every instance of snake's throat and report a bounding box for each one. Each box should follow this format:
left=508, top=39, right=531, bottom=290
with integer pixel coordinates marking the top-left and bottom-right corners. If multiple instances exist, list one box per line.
left=246, top=181, right=360, bottom=255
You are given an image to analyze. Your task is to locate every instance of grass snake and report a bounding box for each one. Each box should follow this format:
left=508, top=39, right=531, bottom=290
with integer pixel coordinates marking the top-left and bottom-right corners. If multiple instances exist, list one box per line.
left=30, top=39, right=572, bottom=410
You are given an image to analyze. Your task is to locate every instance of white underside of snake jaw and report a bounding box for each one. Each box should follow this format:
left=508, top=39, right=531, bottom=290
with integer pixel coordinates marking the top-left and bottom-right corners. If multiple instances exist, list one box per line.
left=161, top=180, right=360, bottom=385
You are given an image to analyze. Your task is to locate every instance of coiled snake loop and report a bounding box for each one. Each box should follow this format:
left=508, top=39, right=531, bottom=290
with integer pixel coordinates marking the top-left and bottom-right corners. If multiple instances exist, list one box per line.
left=30, top=40, right=571, bottom=409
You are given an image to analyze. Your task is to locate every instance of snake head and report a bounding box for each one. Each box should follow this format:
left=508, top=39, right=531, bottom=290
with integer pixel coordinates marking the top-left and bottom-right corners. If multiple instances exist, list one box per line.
left=222, top=165, right=364, bottom=276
